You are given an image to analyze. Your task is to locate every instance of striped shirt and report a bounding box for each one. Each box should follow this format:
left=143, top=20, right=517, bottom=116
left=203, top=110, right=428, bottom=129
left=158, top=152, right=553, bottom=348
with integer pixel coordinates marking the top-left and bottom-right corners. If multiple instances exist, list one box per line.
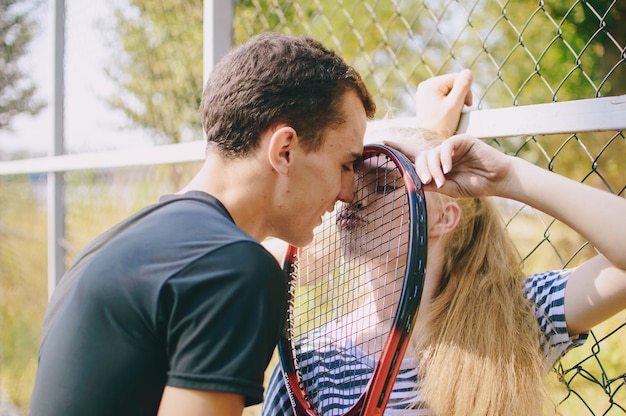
left=261, top=269, right=588, bottom=415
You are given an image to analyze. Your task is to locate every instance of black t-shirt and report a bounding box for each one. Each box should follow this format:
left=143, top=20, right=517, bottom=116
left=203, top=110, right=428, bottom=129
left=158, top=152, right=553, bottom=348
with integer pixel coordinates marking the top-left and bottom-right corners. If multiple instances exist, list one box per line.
left=29, top=191, right=288, bottom=416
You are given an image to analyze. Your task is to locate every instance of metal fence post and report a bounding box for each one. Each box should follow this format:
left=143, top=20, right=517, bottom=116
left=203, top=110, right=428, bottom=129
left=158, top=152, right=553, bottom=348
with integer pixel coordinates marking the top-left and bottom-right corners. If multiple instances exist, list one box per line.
left=203, top=0, right=234, bottom=85
left=48, top=0, right=65, bottom=299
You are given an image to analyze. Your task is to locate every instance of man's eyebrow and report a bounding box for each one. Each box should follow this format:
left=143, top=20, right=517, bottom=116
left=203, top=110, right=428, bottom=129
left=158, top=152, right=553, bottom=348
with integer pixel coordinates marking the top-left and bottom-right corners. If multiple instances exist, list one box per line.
left=351, top=152, right=364, bottom=163
left=357, top=154, right=394, bottom=169
left=361, top=162, right=396, bottom=176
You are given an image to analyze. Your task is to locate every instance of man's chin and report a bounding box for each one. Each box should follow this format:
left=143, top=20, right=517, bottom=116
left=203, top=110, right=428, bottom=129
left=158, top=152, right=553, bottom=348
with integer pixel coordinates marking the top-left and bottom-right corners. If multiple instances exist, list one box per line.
left=287, top=233, right=315, bottom=249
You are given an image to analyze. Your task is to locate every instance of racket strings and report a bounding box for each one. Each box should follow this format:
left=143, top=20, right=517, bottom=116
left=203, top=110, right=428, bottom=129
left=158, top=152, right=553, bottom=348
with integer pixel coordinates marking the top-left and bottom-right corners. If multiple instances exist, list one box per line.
left=288, top=152, right=412, bottom=414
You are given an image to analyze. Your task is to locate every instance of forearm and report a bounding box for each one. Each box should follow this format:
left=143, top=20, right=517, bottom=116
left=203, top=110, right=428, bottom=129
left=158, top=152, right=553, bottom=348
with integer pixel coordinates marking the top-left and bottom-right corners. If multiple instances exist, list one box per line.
left=502, top=156, right=626, bottom=269
left=158, top=387, right=244, bottom=416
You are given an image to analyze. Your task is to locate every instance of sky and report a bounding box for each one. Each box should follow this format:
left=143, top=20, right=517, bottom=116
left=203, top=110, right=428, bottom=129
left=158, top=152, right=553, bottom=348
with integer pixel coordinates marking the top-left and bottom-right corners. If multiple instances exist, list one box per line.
left=0, top=0, right=153, bottom=157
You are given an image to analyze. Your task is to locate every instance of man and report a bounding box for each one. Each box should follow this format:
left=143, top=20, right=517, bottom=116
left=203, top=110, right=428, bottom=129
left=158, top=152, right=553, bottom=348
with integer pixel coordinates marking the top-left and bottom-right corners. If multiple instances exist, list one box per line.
left=29, top=32, right=472, bottom=415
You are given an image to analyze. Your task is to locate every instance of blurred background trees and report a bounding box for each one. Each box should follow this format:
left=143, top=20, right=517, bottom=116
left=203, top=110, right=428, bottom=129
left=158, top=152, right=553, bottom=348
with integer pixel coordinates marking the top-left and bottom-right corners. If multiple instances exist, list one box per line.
left=0, top=0, right=44, bottom=131
left=104, top=0, right=624, bottom=188
left=105, top=0, right=624, bottom=135
left=105, top=0, right=204, bottom=145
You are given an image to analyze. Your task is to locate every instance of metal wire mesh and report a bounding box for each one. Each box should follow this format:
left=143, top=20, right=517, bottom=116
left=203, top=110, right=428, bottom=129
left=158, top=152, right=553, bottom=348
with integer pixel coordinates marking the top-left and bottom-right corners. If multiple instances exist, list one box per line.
left=234, top=0, right=625, bottom=115
left=0, top=0, right=624, bottom=414
left=492, top=129, right=626, bottom=414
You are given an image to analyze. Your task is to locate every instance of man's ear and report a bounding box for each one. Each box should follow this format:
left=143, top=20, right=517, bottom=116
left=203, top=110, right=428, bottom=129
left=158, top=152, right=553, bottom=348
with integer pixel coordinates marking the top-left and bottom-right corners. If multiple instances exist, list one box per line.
left=267, top=126, right=297, bottom=175
left=428, top=200, right=461, bottom=238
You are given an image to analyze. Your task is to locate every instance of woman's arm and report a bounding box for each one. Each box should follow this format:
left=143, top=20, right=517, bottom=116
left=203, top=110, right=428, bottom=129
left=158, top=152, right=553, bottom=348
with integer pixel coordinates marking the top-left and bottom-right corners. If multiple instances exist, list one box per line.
left=503, top=155, right=626, bottom=271
left=396, top=133, right=626, bottom=335
left=414, top=69, right=473, bottom=137
left=262, top=238, right=289, bottom=264
left=503, top=155, right=626, bottom=335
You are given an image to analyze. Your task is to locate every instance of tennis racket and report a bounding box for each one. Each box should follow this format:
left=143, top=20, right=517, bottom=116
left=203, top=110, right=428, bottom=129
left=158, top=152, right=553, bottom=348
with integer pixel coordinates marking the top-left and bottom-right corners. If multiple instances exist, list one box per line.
left=278, top=144, right=428, bottom=415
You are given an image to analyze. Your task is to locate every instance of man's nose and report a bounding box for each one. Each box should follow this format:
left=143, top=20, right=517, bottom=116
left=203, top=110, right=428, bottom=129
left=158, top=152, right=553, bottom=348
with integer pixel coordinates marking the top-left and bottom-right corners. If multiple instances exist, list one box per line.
left=338, top=172, right=357, bottom=204
left=341, top=176, right=371, bottom=208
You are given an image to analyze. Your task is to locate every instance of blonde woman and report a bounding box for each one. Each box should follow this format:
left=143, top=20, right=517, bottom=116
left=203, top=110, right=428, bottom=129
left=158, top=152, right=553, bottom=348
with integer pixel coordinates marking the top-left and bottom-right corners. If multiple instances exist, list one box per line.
left=262, top=124, right=626, bottom=415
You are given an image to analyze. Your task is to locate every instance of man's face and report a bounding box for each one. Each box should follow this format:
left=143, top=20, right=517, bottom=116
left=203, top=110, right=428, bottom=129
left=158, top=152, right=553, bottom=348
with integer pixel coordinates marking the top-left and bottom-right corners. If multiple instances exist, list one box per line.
left=276, top=90, right=368, bottom=247
left=337, top=152, right=412, bottom=322
left=337, top=153, right=410, bottom=264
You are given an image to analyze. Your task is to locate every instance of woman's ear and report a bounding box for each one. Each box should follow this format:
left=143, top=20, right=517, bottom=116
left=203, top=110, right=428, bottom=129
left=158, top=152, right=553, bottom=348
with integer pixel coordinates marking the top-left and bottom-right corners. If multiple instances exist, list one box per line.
left=267, top=126, right=297, bottom=175
left=428, top=200, right=461, bottom=238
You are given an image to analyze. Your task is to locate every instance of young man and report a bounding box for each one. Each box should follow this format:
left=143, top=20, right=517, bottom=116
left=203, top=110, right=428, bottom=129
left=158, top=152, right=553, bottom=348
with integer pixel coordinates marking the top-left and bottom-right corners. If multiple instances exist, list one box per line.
left=29, top=32, right=472, bottom=415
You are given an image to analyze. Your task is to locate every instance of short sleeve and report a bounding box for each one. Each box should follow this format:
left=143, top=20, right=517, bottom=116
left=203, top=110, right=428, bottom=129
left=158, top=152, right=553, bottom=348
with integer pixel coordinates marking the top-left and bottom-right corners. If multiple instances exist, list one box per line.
left=524, top=269, right=589, bottom=367
left=262, top=363, right=295, bottom=416
left=158, top=241, right=287, bottom=406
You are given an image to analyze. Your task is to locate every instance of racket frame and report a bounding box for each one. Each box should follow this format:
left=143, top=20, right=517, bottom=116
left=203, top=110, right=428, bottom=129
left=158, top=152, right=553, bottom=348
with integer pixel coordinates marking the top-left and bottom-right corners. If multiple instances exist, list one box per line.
left=278, top=144, right=428, bottom=416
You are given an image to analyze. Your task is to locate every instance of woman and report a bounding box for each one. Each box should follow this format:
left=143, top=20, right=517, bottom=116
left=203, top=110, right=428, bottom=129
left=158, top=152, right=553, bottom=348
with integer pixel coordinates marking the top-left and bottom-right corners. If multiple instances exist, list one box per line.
left=262, top=124, right=626, bottom=415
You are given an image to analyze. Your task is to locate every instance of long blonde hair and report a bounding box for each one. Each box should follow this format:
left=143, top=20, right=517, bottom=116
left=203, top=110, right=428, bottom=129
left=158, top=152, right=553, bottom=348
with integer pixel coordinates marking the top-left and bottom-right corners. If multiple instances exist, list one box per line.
left=366, top=125, right=547, bottom=415
left=415, top=195, right=546, bottom=415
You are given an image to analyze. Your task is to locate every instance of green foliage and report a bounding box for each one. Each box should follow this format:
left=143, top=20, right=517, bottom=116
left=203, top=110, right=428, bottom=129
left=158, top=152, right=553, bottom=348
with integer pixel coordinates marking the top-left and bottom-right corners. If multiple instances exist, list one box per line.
left=233, top=0, right=430, bottom=117
left=105, top=0, right=204, bottom=144
left=0, top=177, right=47, bottom=412
left=408, top=0, right=625, bottom=108
left=104, top=0, right=624, bottom=137
left=543, top=0, right=626, bottom=96
left=0, top=0, right=45, bottom=130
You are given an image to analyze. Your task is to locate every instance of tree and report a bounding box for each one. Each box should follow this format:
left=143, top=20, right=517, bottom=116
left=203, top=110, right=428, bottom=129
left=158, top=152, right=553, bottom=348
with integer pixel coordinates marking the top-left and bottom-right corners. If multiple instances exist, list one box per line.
left=105, top=0, right=204, bottom=145
left=234, top=0, right=423, bottom=117
left=474, top=0, right=625, bottom=105
left=0, top=0, right=44, bottom=130
left=105, top=0, right=623, bottom=150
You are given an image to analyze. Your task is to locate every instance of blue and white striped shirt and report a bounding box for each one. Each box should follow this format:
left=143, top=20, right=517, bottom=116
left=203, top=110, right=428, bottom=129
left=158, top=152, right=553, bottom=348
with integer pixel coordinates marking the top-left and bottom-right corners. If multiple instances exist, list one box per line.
left=262, top=269, right=587, bottom=415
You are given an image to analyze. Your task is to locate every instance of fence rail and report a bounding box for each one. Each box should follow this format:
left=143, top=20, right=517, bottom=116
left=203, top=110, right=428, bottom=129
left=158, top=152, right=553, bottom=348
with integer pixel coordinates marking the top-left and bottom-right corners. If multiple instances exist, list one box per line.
left=3, top=95, right=624, bottom=176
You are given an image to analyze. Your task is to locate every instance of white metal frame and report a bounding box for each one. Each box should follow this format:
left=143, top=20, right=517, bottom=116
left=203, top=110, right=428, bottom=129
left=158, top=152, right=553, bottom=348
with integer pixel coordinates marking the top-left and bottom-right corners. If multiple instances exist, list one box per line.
left=47, top=0, right=66, bottom=296
left=2, top=95, right=625, bottom=176
left=1, top=97, right=625, bottom=174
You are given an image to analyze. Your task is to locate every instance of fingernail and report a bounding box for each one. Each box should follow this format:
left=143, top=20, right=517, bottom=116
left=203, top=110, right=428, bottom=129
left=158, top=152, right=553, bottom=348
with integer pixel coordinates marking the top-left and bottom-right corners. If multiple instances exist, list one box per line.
left=435, top=178, right=443, bottom=188
left=442, top=164, right=450, bottom=174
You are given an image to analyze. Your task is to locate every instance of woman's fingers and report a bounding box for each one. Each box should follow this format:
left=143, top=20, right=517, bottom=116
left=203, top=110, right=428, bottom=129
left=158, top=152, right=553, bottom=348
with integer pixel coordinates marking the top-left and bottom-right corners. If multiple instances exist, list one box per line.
left=415, top=69, right=474, bottom=137
left=446, top=69, right=473, bottom=107
left=426, top=147, right=446, bottom=188
left=384, top=139, right=454, bottom=188
left=415, top=148, right=432, bottom=185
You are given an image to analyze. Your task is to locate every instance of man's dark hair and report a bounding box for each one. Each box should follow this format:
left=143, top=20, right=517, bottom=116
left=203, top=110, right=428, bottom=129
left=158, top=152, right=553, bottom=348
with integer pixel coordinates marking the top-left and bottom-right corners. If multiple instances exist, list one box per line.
left=200, top=32, right=376, bottom=158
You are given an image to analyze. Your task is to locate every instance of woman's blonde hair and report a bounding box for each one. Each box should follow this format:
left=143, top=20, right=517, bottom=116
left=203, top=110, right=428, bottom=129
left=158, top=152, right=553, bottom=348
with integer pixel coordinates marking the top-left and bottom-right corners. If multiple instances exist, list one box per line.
left=369, top=125, right=547, bottom=415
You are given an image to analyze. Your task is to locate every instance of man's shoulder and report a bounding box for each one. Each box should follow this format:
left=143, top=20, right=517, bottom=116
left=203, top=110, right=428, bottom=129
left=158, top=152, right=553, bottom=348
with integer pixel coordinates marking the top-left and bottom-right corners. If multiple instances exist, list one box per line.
left=157, top=191, right=233, bottom=221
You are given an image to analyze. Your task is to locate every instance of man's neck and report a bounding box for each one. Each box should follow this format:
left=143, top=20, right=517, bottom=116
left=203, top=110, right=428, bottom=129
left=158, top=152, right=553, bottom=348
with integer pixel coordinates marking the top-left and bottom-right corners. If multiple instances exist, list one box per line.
left=178, top=152, right=274, bottom=241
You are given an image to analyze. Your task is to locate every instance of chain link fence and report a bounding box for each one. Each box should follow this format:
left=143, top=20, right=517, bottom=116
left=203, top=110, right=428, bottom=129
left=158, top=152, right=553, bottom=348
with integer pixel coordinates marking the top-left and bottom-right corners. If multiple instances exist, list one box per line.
left=0, top=0, right=624, bottom=414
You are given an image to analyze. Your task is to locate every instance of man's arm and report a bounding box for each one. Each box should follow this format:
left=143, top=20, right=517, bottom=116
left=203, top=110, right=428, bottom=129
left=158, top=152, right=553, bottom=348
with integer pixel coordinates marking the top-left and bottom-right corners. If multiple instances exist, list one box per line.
left=158, top=386, right=245, bottom=416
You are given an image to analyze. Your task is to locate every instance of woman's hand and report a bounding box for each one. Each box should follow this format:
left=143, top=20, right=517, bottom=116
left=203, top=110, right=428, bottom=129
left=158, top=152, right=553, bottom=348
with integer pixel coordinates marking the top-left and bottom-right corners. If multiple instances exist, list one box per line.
left=387, top=134, right=513, bottom=198
left=415, top=69, right=473, bottom=138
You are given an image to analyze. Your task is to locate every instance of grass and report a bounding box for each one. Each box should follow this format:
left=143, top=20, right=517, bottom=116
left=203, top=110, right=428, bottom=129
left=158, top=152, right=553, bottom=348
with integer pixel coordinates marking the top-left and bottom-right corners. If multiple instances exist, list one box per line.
left=0, top=178, right=48, bottom=412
